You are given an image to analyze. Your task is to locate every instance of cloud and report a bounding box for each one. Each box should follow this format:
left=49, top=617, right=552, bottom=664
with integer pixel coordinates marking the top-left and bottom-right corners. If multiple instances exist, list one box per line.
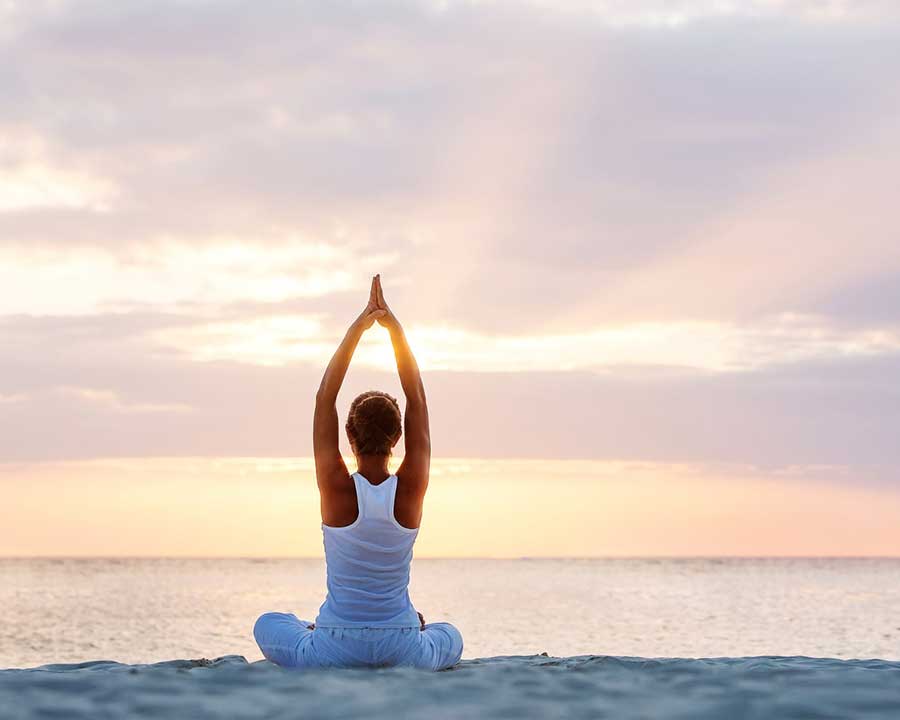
left=0, top=127, right=117, bottom=211
left=0, top=163, right=115, bottom=212
left=0, top=240, right=369, bottom=315
left=54, top=386, right=193, bottom=414
left=150, top=311, right=900, bottom=372
left=1, top=0, right=898, bottom=333
left=1, top=0, right=899, bottom=476
left=465, top=0, right=900, bottom=25
left=1, top=309, right=899, bottom=470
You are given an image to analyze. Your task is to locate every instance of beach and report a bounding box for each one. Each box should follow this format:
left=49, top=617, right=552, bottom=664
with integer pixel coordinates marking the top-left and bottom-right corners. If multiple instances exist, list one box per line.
left=4, top=653, right=900, bottom=720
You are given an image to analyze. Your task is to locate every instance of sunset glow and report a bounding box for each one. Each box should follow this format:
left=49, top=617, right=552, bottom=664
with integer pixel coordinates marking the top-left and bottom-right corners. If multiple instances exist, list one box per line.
left=2, top=0, right=899, bottom=557
left=3, top=458, right=899, bottom=558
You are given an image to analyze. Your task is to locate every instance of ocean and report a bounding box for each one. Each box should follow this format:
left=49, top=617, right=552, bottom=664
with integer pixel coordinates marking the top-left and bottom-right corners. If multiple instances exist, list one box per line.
left=2, top=557, right=898, bottom=668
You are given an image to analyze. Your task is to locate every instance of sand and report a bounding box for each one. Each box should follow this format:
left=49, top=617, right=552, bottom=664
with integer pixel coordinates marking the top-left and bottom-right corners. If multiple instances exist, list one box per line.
left=2, top=653, right=899, bottom=719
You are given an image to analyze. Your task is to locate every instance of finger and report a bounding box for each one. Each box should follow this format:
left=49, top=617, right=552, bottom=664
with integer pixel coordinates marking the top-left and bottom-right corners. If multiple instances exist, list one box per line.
left=375, top=274, right=386, bottom=307
left=369, top=276, right=378, bottom=305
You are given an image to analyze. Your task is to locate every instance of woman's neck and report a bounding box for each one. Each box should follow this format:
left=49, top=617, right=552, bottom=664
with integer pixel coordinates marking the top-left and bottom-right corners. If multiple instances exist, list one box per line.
left=356, top=455, right=391, bottom=484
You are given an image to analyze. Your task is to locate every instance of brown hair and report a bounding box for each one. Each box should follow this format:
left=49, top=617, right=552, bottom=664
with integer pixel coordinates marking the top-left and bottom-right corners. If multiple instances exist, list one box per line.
left=346, top=390, right=402, bottom=456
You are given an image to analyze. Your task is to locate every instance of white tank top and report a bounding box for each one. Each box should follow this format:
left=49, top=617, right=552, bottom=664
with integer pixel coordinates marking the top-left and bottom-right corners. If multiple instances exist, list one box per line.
left=315, top=472, right=421, bottom=628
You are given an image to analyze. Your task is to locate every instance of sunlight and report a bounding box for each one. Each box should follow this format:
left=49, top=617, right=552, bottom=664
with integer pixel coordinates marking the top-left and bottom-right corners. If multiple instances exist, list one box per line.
left=150, top=314, right=900, bottom=373
left=4, top=457, right=899, bottom=557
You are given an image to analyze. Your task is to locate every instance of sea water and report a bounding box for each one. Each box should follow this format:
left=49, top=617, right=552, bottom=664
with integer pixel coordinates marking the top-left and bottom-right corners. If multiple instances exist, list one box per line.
left=1, top=557, right=898, bottom=668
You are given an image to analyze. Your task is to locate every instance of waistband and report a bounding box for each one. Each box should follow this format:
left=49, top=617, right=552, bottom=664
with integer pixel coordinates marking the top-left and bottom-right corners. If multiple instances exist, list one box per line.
left=313, top=622, right=421, bottom=630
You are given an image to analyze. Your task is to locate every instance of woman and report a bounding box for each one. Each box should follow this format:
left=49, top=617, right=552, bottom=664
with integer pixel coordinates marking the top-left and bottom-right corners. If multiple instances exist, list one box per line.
left=253, top=274, right=463, bottom=671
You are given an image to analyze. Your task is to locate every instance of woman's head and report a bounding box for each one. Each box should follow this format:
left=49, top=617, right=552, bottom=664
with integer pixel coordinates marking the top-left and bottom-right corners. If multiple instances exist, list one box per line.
left=346, top=390, right=402, bottom=457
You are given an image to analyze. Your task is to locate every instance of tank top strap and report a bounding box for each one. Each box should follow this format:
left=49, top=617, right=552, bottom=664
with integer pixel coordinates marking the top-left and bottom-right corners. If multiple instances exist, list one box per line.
left=350, top=472, right=367, bottom=518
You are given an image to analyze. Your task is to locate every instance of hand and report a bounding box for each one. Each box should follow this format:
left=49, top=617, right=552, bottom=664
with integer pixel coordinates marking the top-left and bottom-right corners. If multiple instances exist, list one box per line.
left=373, top=274, right=400, bottom=330
left=353, top=276, right=387, bottom=330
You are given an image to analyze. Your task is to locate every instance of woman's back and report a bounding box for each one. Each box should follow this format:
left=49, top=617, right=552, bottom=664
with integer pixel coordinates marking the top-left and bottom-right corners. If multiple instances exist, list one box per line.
left=315, top=473, right=420, bottom=628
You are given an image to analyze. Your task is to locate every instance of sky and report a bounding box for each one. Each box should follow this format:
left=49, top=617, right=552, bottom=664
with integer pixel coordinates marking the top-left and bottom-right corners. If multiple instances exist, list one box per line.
left=1, top=0, right=899, bottom=556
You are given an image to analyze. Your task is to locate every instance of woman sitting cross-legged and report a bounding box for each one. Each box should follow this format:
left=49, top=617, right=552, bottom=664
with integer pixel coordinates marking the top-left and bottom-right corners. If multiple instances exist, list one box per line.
left=253, top=274, right=463, bottom=671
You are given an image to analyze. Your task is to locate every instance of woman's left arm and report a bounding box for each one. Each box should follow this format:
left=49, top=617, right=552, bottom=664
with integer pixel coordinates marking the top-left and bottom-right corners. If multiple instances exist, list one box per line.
left=313, top=277, right=384, bottom=488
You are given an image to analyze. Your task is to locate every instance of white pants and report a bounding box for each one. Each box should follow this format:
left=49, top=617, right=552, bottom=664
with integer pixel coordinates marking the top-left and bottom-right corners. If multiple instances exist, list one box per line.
left=253, top=612, right=464, bottom=671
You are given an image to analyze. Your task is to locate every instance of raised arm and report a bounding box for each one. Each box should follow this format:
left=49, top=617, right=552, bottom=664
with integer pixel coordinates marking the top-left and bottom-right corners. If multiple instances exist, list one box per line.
left=313, top=277, right=385, bottom=489
left=374, top=275, right=431, bottom=491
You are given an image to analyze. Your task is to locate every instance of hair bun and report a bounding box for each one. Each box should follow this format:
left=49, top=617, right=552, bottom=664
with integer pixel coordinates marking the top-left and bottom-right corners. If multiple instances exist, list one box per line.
left=346, top=390, right=402, bottom=456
